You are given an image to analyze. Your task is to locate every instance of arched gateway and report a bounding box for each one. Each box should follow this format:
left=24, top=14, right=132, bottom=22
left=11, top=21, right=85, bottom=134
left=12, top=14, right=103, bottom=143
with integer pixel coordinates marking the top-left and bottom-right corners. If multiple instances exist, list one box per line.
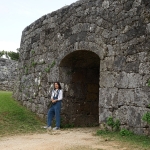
left=14, top=0, right=150, bottom=134
left=59, top=50, right=100, bottom=126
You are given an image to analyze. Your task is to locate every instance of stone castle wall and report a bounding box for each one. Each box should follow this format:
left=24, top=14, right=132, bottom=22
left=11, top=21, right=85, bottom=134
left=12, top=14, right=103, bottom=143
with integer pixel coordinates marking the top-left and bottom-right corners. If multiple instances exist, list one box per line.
left=14, top=0, right=150, bottom=134
left=0, top=58, right=18, bottom=91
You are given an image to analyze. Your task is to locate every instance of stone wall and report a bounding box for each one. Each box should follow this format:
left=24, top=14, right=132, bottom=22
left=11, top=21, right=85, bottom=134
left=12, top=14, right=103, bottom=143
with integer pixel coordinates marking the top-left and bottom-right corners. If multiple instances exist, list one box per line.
left=15, top=0, right=150, bottom=134
left=0, top=58, right=18, bottom=91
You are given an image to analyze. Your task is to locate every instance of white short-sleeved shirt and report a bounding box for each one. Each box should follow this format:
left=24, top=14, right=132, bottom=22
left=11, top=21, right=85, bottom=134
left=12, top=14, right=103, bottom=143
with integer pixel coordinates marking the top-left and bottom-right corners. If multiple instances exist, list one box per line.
left=51, top=89, right=63, bottom=101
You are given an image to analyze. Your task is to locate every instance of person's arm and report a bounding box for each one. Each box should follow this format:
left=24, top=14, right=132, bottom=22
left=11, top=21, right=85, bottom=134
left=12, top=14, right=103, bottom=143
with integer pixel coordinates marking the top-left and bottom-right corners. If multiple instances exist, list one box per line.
left=57, top=90, right=63, bottom=101
left=51, top=90, right=54, bottom=101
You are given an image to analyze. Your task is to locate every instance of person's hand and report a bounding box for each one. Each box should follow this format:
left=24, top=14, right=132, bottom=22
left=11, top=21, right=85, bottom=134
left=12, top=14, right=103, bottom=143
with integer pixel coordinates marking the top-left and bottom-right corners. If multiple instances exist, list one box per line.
left=52, top=100, right=57, bottom=103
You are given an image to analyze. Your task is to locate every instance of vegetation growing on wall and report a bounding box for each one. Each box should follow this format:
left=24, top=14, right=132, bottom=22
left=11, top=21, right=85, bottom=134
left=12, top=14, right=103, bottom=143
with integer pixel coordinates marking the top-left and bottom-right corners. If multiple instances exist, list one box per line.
left=142, top=112, right=150, bottom=125
left=45, top=60, right=56, bottom=72
left=97, top=116, right=150, bottom=149
left=106, top=116, right=120, bottom=131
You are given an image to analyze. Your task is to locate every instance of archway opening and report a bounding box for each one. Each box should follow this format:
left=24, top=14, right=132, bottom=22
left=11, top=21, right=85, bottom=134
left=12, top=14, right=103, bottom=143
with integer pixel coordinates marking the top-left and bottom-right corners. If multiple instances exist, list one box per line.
left=59, top=50, right=100, bottom=127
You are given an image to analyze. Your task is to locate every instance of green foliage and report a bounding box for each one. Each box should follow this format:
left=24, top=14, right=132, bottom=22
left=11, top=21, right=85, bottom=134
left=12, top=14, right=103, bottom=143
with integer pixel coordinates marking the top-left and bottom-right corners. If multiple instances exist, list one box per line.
left=31, top=49, right=35, bottom=54
left=45, top=60, right=56, bottom=73
left=96, top=129, right=150, bottom=149
left=142, top=112, right=150, bottom=124
left=115, top=119, right=121, bottom=131
left=0, top=50, right=19, bottom=61
left=96, top=130, right=110, bottom=135
left=32, top=61, right=37, bottom=67
left=50, top=60, right=56, bottom=68
left=120, top=128, right=133, bottom=136
left=25, top=67, right=28, bottom=75
left=0, top=91, right=45, bottom=136
left=106, top=116, right=120, bottom=131
left=0, top=50, right=5, bottom=57
left=45, top=67, right=50, bottom=73
left=107, top=116, right=114, bottom=128
left=7, top=51, right=19, bottom=61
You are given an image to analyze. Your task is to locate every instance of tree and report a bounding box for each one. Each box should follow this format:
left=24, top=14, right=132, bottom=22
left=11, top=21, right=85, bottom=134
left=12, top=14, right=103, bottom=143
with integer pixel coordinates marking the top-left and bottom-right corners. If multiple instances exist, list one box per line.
left=0, top=49, right=19, bottom=61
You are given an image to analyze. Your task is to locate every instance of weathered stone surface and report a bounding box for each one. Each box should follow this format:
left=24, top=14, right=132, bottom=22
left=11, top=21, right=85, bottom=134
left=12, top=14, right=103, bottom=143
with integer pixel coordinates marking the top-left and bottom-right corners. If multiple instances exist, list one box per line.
left=0, top=58, right=18, bottom=91
left=99, top=87, right=118, bottom=108
left=14, top=0, right=150, bottom=134
left=116, top=72, right=143, bottom=88
left=118, top=89, right=134, bottom=106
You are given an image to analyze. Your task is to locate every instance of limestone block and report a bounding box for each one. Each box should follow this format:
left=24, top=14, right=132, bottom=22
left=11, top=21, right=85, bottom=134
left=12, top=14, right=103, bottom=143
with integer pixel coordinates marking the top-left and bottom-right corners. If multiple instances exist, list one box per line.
left=31, top=103, right=36, bottom=112
left=40, top=97, right=45, bottom=105
left=118, top=89, right=134, bottom=106
left=37, top=104, right=44, bottom=114
left=114, top=55, right=126, bottom=71
left=126, top=54, right=138, bottom=62
left=100, top=71, right=118, bottom=88
left=102, top=0, right=110, bottom=9
left=127, top=106, right=141, bottom=128
left=139, top=52, right=149, bottom=62
left=99, top=107, right=112, bottom=122
left=139, top=62, right=150, bottom=74
left=107, top=45, right=115, bottom=56
left=127, top=73, right=143, bottom=88
left=99, top=87, right=118, bottom=108
left=114, top=106, right=128, bottom=125
left=116, top=72, right=143, bottom=88
left=100, top=56, right=114, bottom=71
left=134, top=87, right=150, bottom=107
left=102, top=29, right=110, bottom=38
left=133, top=0, right=142, bottom=7
left=47, top=67, right=59, bottom=82
left=142, top=74, right=150, bottom=86
left=124, top=61, right=140, bottom=73
left=146, top=23, right=150, bottom=33
left=26, top=101, right=32, bottom=110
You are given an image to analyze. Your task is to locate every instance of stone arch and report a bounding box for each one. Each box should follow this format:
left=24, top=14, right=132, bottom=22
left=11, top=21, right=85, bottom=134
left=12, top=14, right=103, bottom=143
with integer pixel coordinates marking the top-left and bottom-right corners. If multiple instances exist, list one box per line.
left=57, top=41, right=103, bottom=65
left=59, top=50, right=100, bottom=126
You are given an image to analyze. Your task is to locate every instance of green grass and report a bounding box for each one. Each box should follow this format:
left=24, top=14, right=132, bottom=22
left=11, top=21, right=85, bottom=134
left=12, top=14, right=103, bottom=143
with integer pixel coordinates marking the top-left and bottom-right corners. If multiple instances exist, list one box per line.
left=96, top=130, right=150, bottom=150
left=0, top=91, right=45, bottom=136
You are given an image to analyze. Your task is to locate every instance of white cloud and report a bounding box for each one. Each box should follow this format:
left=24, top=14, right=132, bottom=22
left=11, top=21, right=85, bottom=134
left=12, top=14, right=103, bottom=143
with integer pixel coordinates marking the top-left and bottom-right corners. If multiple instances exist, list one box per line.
left=0, top=41, right=20, bottom=52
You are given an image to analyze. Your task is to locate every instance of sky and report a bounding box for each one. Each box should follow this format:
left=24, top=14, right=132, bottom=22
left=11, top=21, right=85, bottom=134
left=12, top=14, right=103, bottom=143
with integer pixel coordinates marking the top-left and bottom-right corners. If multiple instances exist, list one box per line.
left=0, top=0, right=77, bottom=52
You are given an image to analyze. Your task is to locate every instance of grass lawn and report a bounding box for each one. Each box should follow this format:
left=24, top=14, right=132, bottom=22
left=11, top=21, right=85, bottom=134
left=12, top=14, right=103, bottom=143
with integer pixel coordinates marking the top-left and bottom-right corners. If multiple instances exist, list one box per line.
left=0, top=91, right=45, bottom=136
left=96, top=130, right=150, bottom=150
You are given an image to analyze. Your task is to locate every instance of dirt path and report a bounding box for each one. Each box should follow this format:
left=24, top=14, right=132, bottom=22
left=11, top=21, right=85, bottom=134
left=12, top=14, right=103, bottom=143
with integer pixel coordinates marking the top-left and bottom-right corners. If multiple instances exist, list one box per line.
left=0, top=128, right=134, bottom=150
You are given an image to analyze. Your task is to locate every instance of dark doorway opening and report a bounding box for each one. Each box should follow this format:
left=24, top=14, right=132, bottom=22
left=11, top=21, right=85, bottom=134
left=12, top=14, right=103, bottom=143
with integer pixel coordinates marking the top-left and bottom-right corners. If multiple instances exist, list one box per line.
left=59, top=50, right=100, bottom=126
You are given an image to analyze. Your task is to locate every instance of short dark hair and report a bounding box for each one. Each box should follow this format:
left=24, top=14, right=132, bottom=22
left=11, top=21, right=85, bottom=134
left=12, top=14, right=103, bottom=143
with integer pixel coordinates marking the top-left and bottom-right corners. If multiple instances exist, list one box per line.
left=54, top=82, right=62, bottom=90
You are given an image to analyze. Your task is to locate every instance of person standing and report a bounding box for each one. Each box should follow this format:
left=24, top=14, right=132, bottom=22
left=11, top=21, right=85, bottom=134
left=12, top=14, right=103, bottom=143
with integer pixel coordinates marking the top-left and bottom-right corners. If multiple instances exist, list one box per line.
left=44, top=82, right=63, bottom=130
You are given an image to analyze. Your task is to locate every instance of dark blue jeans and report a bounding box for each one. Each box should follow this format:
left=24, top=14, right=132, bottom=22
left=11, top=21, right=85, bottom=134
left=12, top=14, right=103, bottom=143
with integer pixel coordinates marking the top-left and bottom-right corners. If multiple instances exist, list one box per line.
left=47, top=101, right=61, bottom=127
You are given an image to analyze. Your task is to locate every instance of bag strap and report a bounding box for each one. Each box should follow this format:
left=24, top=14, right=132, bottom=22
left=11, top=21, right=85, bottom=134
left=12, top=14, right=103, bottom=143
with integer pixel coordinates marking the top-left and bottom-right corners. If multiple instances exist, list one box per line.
left=52, top=89, right=60, bottom=97
left=56, top=89, right=60, bottom=97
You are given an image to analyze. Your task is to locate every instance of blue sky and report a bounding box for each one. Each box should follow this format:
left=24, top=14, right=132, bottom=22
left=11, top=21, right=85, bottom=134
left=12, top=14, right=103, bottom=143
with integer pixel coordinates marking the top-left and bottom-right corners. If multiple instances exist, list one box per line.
left=0, top=0, right=77, bottom=52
